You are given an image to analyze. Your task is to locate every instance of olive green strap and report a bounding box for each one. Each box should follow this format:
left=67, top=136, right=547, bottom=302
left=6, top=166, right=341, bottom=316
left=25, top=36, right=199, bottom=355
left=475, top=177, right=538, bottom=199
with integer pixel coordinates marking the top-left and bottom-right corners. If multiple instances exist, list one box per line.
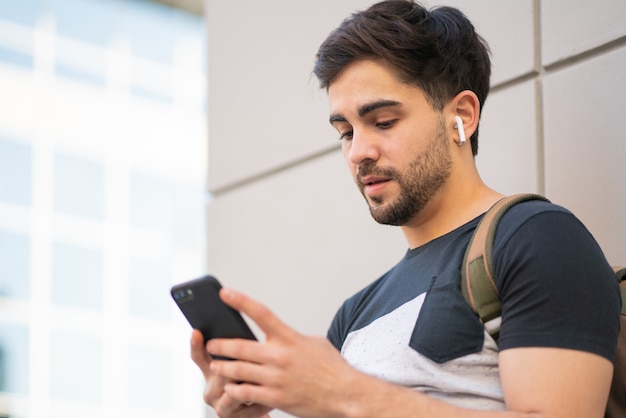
left=461, top=193, right=549, bottom=341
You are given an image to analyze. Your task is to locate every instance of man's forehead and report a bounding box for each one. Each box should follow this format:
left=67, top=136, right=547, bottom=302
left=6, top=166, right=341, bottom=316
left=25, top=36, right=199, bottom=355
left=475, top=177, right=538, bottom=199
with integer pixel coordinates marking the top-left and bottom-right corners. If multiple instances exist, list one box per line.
left=328, top=62, right=425, bottom=105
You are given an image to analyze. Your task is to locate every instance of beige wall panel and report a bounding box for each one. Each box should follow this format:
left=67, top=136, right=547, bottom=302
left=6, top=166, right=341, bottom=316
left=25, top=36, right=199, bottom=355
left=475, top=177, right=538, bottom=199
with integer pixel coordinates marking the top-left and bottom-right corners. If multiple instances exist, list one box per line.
left=541, top=0, right=626, bottom=66
left=200, top=1, right=623, bottom=416
left=543, top=46, right=626, bottom=265
left=206, top=0, right=370, bottom=191
left=207, top=151, right=406, bottom=336
left=431, top=0, right=535, bottom=85
left=476, top=80, right=539, bottom=195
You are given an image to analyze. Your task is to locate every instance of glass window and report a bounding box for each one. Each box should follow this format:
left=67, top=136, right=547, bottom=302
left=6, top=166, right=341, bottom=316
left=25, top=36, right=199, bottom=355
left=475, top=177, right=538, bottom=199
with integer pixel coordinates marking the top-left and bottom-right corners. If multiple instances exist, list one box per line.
left=125, top=2, right=177, bottom=65
left=172, top=183, right=206, bottom=246
left=0, top=47, right=34, bottom=69
left=0, top=324, right=29, bottom=394
left=0, top=0, right=38, bottom=26
left=128, top=344, right=171, bottom=409
left=0, top=138, right=32, bottom=206
left=53, top=153, right=104, bottom=219
left=51, top=242, right=103, bottom=310
left=0, top=230, right=30, bottom=299
left=0, top=0, right=207, bottom=416
left=130, top=172, right=173, bottom=235
left=55, top=64, right=106, bottom=87
left=129, top=85, right=172, bottom=104
left=128, top=258, right=172, bottom=320
left=49, top=331, right=102, bottom=402
left=52, top=0, right=113, bottom=47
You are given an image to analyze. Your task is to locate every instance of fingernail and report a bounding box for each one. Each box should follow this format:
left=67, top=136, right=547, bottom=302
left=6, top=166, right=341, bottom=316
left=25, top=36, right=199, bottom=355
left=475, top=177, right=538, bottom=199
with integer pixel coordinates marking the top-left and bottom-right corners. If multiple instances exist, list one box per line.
left=220, top=288, right=238, bottom=302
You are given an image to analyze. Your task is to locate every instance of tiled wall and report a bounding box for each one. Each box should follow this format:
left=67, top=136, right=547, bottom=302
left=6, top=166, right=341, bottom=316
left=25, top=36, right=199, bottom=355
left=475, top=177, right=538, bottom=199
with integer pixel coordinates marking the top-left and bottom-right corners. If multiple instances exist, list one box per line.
left=204, top=1, right=625, bottom=414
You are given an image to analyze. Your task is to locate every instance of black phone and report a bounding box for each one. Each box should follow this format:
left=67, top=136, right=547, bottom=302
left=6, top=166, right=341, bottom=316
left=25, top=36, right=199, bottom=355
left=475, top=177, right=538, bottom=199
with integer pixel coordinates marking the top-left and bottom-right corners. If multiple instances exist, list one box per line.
left=171, top=275, right=257, bottom=358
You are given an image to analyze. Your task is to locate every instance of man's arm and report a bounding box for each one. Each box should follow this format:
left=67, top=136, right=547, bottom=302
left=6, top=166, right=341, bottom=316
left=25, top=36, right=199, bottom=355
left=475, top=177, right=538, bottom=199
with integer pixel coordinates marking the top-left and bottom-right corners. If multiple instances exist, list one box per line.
left=205, top=288, right=613, bottom=418
left=498, top=347, right=612, bottom=417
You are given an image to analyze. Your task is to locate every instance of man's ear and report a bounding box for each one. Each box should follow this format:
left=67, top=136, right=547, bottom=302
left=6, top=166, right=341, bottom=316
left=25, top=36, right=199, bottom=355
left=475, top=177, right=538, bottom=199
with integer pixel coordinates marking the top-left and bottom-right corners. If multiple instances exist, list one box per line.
left=449, top=90, right=480, bottom=141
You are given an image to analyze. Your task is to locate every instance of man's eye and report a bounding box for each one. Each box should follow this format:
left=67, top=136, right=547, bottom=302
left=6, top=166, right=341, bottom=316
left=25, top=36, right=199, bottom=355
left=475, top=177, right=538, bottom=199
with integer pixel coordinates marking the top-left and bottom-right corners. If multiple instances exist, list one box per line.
left=376, top=119, right=397, bottom=129
left=339, top=131, right=353, bottom=141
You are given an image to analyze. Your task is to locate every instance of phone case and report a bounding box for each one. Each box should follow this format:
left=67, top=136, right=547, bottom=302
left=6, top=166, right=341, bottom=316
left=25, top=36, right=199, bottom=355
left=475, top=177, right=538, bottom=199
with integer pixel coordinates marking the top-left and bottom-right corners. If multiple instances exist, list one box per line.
left=171, top=275, right=257, bottom=346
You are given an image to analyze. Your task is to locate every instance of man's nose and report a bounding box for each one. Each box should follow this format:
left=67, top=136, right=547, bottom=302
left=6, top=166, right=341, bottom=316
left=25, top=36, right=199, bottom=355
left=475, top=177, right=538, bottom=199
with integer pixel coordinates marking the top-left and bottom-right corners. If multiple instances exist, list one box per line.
left=348, top=130, right=380, bottom=165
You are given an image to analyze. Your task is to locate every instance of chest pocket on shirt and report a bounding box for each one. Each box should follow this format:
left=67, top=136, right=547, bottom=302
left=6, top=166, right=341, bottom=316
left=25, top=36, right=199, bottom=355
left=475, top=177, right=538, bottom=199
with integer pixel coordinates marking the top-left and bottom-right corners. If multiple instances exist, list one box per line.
left=409, top=270, right=485, bottom=363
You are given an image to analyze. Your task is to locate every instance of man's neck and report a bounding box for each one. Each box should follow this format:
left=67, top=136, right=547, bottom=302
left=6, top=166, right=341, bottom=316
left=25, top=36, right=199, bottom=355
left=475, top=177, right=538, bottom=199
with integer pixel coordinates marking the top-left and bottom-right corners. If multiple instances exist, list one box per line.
left=400, top=183, right=503, bottom=249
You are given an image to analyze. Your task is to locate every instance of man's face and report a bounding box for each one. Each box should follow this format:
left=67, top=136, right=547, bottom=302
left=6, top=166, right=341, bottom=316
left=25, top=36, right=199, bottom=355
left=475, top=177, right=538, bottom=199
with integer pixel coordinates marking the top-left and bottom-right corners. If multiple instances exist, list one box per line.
left=328, top=60, right=452, bottom=226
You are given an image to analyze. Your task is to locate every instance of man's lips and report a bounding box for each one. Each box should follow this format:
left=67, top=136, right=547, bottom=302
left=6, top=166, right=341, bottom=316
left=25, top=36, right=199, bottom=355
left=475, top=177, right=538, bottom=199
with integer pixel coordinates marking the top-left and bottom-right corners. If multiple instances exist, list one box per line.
left=359, top=175, right=391, bottom=186
left=359, top=175, right=392, bottom=196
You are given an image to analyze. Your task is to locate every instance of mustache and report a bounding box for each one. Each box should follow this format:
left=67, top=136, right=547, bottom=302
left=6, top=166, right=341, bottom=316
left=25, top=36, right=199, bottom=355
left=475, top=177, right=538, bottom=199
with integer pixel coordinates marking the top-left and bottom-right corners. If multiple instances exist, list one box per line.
left=356, top=160, right=397, bottom=182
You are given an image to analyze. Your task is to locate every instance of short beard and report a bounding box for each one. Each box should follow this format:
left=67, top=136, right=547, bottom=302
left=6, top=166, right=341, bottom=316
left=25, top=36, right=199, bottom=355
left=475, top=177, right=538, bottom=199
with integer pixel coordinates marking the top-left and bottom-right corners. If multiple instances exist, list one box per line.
left=358, top=120, right=452, bottom=226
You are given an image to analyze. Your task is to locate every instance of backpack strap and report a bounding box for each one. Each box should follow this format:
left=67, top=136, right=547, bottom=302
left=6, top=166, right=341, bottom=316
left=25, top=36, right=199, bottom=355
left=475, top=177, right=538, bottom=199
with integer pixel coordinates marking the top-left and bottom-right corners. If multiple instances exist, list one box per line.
left=461, top=193, right=550, bottom=342
left=608, top=266, right=626, bottom=417
left=615, top=266, right=626, bottom=315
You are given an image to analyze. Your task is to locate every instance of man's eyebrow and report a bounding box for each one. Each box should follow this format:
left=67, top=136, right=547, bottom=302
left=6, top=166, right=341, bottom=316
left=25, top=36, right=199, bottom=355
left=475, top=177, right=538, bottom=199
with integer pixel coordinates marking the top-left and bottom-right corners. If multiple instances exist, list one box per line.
left=329, top=114, right=347, bottom=125
left=358, top=99, right=401, bottom=117
left=329, top=99, right=401, bottom=125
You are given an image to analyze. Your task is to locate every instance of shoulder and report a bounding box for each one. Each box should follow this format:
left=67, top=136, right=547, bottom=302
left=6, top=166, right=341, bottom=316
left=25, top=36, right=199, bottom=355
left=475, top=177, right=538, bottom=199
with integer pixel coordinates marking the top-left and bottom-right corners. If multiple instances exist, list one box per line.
left=493, top=199, right=608, bottom=275
left=494, top=199, right=574, bottom=245
left=326, top=273, right=388, bottom=349
left=493, top=198, right=612, bottom=289
left=492, top=199, right=620, bottom=360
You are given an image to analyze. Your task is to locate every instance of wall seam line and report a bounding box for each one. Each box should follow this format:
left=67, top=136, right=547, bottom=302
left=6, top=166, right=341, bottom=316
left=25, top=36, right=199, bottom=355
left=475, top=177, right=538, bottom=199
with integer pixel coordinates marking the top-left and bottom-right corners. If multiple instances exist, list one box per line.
left=534, top=0, right=546, bottom=196
left=208, top=145, right=341, bottom=197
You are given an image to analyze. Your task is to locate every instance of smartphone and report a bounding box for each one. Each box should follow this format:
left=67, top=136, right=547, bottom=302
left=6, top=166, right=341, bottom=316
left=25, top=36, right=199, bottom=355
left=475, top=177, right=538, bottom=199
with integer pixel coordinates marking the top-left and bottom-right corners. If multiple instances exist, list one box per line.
left=171, top=275, right=257, bottom=357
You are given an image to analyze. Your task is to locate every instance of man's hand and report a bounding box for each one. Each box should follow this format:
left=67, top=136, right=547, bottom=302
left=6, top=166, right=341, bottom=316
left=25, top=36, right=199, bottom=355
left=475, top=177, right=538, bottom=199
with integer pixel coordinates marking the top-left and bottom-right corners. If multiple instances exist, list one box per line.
left=190, top=329, right=272, bottom=418
left=204, top=288, right=362, bottom=418
left=192, top=288, right=614, bottom=418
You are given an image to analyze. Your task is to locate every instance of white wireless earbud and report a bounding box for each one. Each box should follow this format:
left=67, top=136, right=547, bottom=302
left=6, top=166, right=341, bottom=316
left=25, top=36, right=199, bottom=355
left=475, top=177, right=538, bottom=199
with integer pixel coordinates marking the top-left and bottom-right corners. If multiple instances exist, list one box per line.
left=454, top=116, right=466, bottom=146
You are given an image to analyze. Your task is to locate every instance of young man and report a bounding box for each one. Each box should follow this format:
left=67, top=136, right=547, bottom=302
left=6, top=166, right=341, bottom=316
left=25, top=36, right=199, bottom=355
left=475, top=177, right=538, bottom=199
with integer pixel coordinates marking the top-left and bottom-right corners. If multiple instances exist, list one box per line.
left=191, top=1, right=620, bottom=417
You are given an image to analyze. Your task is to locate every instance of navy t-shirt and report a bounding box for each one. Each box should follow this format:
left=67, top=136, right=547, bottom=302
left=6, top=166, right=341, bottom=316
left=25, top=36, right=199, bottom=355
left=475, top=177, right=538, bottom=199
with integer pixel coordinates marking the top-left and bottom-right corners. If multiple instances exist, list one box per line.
left=327, top=200, right=620, bottom=409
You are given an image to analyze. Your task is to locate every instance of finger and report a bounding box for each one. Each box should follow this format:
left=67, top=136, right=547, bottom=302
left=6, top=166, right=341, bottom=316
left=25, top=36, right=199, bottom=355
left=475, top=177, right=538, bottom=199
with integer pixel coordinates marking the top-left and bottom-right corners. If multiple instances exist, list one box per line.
left=223, top=381, right=274, bottom=411
left=220, top=288, right=297, bottom=340
left=210, top=357, right=270, bottom=385
left=213, top=390, right=273, bottom=418
left=190, top=330, right=212, bottom=377
left=219, top=402, right=272, bottom=418
left=207, top=337, right=265, bottom=364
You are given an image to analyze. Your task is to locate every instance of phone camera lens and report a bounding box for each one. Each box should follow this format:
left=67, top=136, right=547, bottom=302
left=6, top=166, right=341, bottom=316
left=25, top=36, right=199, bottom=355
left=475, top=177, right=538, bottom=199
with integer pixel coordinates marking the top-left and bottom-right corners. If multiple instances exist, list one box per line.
left=173, top=288, right=193, bottom=300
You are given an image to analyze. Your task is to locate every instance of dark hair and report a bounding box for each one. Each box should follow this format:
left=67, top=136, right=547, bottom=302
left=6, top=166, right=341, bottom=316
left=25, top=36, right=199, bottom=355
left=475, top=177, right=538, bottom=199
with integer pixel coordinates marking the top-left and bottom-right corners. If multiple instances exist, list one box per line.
left=313, top=0, right=491, bottom=155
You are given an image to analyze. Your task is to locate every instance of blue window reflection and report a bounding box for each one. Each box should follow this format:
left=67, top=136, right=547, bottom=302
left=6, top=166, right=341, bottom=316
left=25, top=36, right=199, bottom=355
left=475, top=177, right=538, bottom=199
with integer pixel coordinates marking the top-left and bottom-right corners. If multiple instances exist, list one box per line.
left=128, top=345, right=171, bottom=409
left=0, top=46, right=34, bottom=69
left=52, top=0, right=113, bottom=46
left=172, top=183, right=206, bottom=245
left=129, top=85, right=173, bottom=104
left=55, top=64, right=106, bottom=87
left=0, top=324, right=29, bottom=394
left=0, top=138, right=32, bottom=206
left=52, top=242, right=103, bottom=310
left=126, top=2, right=177, bottom=65
left=0, top=0, right=38, bottom=26
left=130, top=172, right=173, bottom=235
left=128, top=258, right=171, bottom=320
left=54, top=153, right=104, bottom=219
left=0, top=230, right=30, bottom=299
left=50, top=331, right=102, bottom=402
